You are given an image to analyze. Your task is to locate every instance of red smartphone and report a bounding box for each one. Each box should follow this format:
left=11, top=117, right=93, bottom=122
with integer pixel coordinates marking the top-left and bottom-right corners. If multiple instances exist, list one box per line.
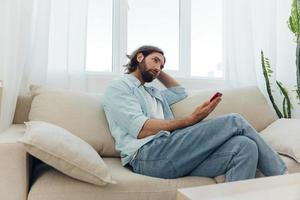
left=210, top=92, right=223, bottom=102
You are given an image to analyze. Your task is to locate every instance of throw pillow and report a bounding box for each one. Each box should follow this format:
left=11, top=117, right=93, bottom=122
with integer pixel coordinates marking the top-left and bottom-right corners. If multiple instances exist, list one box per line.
left=18, top=121, right=116, bottom=186
left=260, top=118, right=300, bottom=163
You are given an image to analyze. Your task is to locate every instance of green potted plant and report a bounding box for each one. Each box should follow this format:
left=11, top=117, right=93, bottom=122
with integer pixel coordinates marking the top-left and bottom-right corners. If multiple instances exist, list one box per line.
left=261, top=51, right=292, bottom=118
left=288, top=0, right=300, bottom=101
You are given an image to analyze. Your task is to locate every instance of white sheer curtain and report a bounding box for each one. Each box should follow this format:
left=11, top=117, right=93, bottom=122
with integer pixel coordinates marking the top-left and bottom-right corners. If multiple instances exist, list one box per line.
left=0, top=0, right=89, bottom=131
left=224, top=0, right=258, bottom=88
left=224, top=0, right=300, bottom=118
left=224, top=0, right=277, bottom=89
left=47, top=0, right=88, bottom=91
left=0, top=0, right=51, bottom=131
left=250, top=0, right=278, bottom=95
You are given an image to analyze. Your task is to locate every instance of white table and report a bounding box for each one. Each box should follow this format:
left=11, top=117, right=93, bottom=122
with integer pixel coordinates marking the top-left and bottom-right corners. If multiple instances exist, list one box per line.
left=177, top=173, right=300, bottom=200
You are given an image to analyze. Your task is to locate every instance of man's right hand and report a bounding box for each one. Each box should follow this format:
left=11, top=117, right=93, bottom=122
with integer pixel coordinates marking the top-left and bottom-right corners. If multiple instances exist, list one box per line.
left=186, top=96, right=222, bottom=126
left=137, top=96, right=222, bottom=139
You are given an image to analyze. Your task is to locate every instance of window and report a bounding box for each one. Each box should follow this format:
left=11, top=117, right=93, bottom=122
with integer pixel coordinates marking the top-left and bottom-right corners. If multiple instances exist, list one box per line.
left=127, top=0, right=179, bottom=71
left=85, top=0, right=112, bottom=72
left=191, top=0, right=223, bottom=78
left=85, top=0, right=224, bottom=79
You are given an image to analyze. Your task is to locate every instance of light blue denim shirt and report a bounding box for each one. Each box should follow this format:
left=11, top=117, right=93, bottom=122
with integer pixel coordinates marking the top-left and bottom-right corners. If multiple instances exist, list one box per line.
left=103, top=74, right=188, bottom=166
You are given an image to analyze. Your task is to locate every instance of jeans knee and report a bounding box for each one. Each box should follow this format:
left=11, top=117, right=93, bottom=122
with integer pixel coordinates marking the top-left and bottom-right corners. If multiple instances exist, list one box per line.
left=227, top=113, right=249, bottom=132
left=228, top=113, right=244, bottom=122
left=234, top=136, right=258, bottom=161
left=245, top=139, right=258, bottom=159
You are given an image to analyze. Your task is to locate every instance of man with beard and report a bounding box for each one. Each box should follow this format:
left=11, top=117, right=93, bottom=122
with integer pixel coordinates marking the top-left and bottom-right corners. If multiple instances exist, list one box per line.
left=103, top=45, right=287, bottom=182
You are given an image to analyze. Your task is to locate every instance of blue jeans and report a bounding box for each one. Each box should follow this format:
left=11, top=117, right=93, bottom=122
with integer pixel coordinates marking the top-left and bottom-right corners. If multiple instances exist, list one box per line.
left=128, top=113, right=287, bottom=182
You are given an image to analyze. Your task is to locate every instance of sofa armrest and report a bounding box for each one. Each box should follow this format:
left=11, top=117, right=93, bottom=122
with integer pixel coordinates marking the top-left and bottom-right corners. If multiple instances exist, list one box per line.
left=0, top=124, right=31, bottom=200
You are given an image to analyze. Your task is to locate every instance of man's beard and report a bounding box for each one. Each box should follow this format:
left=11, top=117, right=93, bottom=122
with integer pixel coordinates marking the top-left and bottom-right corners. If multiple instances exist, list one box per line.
left=139, top=61, right=155, bottom=83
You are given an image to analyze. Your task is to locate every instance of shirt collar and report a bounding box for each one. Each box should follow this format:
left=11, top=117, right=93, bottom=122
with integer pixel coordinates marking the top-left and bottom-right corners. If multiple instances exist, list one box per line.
left=124, top=74, right=143, bottom=88
left=123, top=74, right=165, bottom=105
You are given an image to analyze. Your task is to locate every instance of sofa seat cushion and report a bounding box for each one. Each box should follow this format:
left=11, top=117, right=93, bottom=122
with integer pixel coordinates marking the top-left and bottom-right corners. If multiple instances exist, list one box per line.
left=214, top=155, right=300, bottom=183
left=28, top=158, right=216, bottom=200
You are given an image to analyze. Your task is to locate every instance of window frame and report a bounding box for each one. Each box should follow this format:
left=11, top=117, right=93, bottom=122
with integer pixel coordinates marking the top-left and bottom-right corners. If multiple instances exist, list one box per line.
left=85, top=0, right=226, bottom=81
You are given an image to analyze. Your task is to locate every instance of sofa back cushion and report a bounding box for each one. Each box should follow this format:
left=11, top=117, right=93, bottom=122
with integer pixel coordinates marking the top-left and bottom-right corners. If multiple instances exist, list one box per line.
left=16, top=85, right=276, bottom=158
left=28, top=85, right=119, bottom=157
left=171, top=86, right=277, bottom=132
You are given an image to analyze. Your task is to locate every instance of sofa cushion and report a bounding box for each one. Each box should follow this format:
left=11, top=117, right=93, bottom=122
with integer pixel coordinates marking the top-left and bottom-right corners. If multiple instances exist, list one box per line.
left=28, top=158, right=216, bottom=200
left=0, top=124, right=29, bottom=200
left=28, top=85, right=119, bottom=157
left=280, top=155, right=300, bottom=173
left=260, top=118, right=300, bottom=163
left=171, top=86, right=277, bottom=132
left=18, top=121, right=115, bottom=186
left=213, top=155, right=300, bottom=184
left=13, top=94, right=32, bottom=124
left=214, top=170, right=266, bottom=184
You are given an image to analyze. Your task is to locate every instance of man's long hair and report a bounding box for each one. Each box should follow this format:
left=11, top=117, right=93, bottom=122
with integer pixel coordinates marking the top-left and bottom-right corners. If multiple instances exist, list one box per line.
left=124, top=45, right=166, bottom=73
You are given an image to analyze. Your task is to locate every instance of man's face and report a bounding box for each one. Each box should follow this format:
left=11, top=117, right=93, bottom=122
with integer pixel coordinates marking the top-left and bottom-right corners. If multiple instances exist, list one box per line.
left=138, top=52, right=165, bottom=83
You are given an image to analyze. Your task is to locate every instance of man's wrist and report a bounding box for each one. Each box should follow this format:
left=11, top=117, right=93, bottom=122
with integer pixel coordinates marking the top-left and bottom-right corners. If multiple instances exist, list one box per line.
left=183, top=116, right=194, bottom=127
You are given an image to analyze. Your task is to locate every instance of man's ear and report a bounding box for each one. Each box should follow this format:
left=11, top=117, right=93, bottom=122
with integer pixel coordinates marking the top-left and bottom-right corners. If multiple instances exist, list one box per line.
left=136, top=53, right=144, bottom=63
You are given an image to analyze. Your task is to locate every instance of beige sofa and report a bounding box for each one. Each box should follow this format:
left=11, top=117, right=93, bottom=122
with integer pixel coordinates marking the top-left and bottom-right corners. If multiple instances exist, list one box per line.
left=1, top=86, right=299, bottom=200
